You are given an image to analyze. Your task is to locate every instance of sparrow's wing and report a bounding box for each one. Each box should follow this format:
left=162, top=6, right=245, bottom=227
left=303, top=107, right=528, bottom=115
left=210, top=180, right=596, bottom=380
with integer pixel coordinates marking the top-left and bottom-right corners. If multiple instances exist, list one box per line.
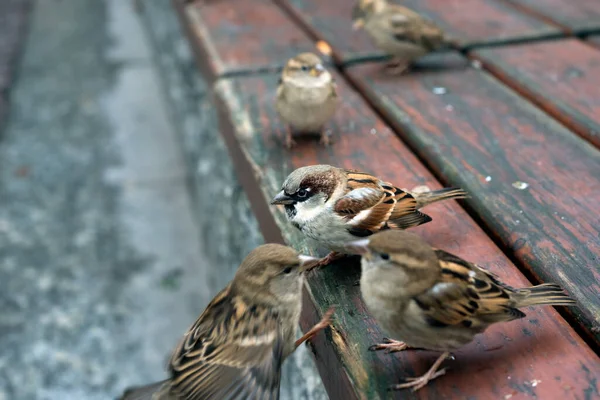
left=118, top=381, right=171, bottom=400
left=415, top=250, right=527, bottom=329
left=168, top=286, right=284, bottom=400
left=335, top=171, right=391, bottom=235
left=387, top=6, right=446, bottom=51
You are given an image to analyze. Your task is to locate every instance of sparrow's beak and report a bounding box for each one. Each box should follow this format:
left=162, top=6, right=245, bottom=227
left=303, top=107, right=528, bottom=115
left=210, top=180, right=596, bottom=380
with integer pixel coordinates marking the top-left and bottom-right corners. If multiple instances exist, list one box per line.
left=352, top=19, right=365, bottom=30
left=310, top=64, right=325, bottom=77
left=271, top=191, right=294, bottom=205
left=348, top=239, right=370, bottom=255
left=298, top=255, right=319, bottom=271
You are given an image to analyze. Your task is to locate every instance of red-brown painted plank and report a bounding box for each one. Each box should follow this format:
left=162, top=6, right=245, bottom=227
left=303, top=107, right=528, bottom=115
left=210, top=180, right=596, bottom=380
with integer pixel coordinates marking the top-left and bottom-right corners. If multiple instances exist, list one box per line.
left=346, top=53, right=600, bottom=347
left=214, top=69, right=600, bottom=399
left=588, top=35, right=600, bottom=48
left=277, top=0, right=561, bottom=63
left=179, top=0, right=317, bottom=77
left=503, top=0, right=600, bottom=33
left=473, top=38, right=600, bottom=149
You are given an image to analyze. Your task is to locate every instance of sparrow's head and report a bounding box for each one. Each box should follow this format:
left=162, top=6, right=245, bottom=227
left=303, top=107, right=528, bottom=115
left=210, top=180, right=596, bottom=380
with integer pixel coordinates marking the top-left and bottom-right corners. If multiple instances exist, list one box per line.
left=234, top=243, right=317, bottom=306
left=271, top=165, right=343, bottom=216
left=352, top=230, right=440, bottom=294
left=281, top=53, right=331, bottom=87
left=352, top=0, right=386, bottom=30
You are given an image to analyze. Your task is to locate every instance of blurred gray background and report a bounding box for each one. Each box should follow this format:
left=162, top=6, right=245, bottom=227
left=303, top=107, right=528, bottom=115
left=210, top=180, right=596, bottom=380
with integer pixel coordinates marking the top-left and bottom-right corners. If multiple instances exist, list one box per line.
left=0, top=0, right=327, bottom=399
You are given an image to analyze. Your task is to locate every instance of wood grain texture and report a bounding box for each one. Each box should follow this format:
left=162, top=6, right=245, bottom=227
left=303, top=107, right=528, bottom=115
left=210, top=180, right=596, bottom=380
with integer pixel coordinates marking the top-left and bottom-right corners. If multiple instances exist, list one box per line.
left=277, top=0, right=560, bottom=64
left=473, top=38, right=600, bottom=149
left=214, top=70, right=600, bottom=399
left=346, top=53, right=600, bottom=347
left=180, top=0, right=317, bottom=77
left=503, top=0, right=600, bottom=33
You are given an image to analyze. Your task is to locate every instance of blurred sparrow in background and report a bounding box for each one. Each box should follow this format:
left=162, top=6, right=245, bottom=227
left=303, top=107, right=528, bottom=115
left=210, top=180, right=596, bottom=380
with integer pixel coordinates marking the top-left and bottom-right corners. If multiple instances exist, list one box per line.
left=356, top=230, right=575, bottom=391
left=271, top=165, right=467, bottom=267
left=352, top=0, right=457, bottom=74
left=120, top=244, right=334, bottom=399
left=276, top=53, right=338, bottom=148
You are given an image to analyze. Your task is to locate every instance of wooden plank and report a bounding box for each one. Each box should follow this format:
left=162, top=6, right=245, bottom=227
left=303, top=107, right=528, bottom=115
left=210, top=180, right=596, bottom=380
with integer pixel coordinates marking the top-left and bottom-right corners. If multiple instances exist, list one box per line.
left=346, top=53, right=600, bottom=347
left=503, top=0, right=600, bottom=33
left=277, top=0, right=561, bottom=64
left=179, top=0, right=317, bottom=77
left=473, top=38, right=600, bottom=149
left=587, top=35, right=600, bottom=47
left=213, top=70, right=600, bottom=399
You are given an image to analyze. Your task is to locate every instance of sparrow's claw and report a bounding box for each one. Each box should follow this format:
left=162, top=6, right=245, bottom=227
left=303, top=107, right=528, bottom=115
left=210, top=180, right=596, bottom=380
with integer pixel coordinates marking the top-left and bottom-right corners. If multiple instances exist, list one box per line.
left=306, top=252, right=343, bottom=271
left=388, top=352, right=450, bottom=392
left=368, top=338, right=409, bottom=353
left=295, top=306, right=336, bottom=348
left=384, top=59, right=410, bottom=75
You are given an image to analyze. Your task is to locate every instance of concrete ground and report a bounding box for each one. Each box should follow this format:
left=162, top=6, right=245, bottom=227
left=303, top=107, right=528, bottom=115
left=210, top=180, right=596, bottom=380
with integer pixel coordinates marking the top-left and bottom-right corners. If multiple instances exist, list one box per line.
left=0, top=1, right=327, bottom=399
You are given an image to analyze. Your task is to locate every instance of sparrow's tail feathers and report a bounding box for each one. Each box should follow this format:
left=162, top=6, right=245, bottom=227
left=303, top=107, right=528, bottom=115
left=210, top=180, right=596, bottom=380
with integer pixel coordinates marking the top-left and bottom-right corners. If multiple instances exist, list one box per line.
left=118, top=380, right=169, bottom=400
left=516, top=283, right=576, bottom=307
left=414, top=187, right=468, bottom=209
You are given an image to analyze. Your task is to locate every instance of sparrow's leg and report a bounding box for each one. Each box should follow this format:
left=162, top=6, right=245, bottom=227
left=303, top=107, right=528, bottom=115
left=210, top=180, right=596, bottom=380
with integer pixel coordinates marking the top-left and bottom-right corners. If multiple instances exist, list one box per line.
left=369, top=338, right=410, bottom=353
left=384, top=58, right=410, bottom=75
left=307, top=251, right=343, bottom=270
left=319, top=130, right=331, bottom=146
left=295, top=306, right=335, bottom=348
left=390, top=351, right=449, bottom=392
left=285, top=127, right=297, bottom=149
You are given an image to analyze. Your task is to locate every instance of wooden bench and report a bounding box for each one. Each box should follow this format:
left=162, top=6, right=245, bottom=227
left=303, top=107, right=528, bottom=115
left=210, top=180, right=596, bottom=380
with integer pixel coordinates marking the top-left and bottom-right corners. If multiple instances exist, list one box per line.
left=174, top=0, right=600, bottom=398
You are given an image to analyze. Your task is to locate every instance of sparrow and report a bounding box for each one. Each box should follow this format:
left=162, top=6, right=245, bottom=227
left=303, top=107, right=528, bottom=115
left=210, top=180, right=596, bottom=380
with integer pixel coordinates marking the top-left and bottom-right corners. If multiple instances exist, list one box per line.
left=354, top=230, right=576, bottom=391
left=276, top=53, right=338, bottom=148
left=119, top=244, right=334, bottom=400
left=271, top=164, right=468, bottom=267
left=351, top=0, right=455, bottom=74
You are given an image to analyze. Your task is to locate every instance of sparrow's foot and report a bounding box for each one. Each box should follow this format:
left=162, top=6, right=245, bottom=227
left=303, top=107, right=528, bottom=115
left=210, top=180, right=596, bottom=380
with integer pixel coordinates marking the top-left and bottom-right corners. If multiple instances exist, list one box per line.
left=389, top=352, right=449, bottom=392
left=307, top=252, right=343, bottom=270
left=295, top=306, right=335, bottom=348
left=369, top=338, right=409, bottom=353
left=384, top=59, right=410, bottom=75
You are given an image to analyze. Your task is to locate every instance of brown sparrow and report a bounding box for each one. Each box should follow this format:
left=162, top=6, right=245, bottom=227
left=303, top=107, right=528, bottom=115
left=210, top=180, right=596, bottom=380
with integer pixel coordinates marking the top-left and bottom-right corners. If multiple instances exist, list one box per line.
left=119, top=244, right=334, bottom=399
left=352, top=0, right=454, bottom=74
left=271, top=165, right=467, bottom=266
left=276, top=53, right=338, bottom=148
left=355, top=230, right=576, bottom=391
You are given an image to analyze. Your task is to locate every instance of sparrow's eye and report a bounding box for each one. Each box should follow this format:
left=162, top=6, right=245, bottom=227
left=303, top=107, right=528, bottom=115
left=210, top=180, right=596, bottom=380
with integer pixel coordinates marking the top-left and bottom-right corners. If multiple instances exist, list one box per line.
left=380, top=253, right=390, bottom=260
left=297, top=188, right=308, bottom=198
left=283, top=267, right=293, bottom=274
left=300, top=65, right=310, bottom=72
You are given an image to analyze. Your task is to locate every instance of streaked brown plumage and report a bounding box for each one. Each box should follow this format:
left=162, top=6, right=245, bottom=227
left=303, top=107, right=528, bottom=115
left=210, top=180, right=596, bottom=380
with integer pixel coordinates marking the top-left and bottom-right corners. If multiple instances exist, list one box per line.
left=271, top=165, right=467, bottom=267
left=276, top=53, right=338, bottom=148
left=119, top=244, right=332, bottom=400
left=356, top=230, right=576, bottom=391
left=352, top=0, right=454, bottom=74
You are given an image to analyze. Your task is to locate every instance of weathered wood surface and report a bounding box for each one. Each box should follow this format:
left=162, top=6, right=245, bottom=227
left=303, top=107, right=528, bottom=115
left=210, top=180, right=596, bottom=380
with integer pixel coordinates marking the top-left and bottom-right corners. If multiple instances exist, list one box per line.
left=277, top=0, right=561, bottom=63
left=503, top=0, right=600, bottom=33
left=346, top=53, right=600, bottom=347
left=589, top=35, right=600, bottom=47
left=180, top=0, right=316, bottom=77
left=213, top=70, right=600, bottom=399
left=473, top=38, right=600, bottom=149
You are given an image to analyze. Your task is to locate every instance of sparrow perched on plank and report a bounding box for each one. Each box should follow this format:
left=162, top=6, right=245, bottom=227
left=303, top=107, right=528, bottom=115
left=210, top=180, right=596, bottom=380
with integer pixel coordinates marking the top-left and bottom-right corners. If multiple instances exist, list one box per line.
left=119, top=244, right=334, bottom=400
left=276, top=53, right=338, bottom=148
left=271, top=165, right=468, bottom=267
left=351, top=0, right=456, bottom=74
left=355, top=230, right=576, bottom=391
